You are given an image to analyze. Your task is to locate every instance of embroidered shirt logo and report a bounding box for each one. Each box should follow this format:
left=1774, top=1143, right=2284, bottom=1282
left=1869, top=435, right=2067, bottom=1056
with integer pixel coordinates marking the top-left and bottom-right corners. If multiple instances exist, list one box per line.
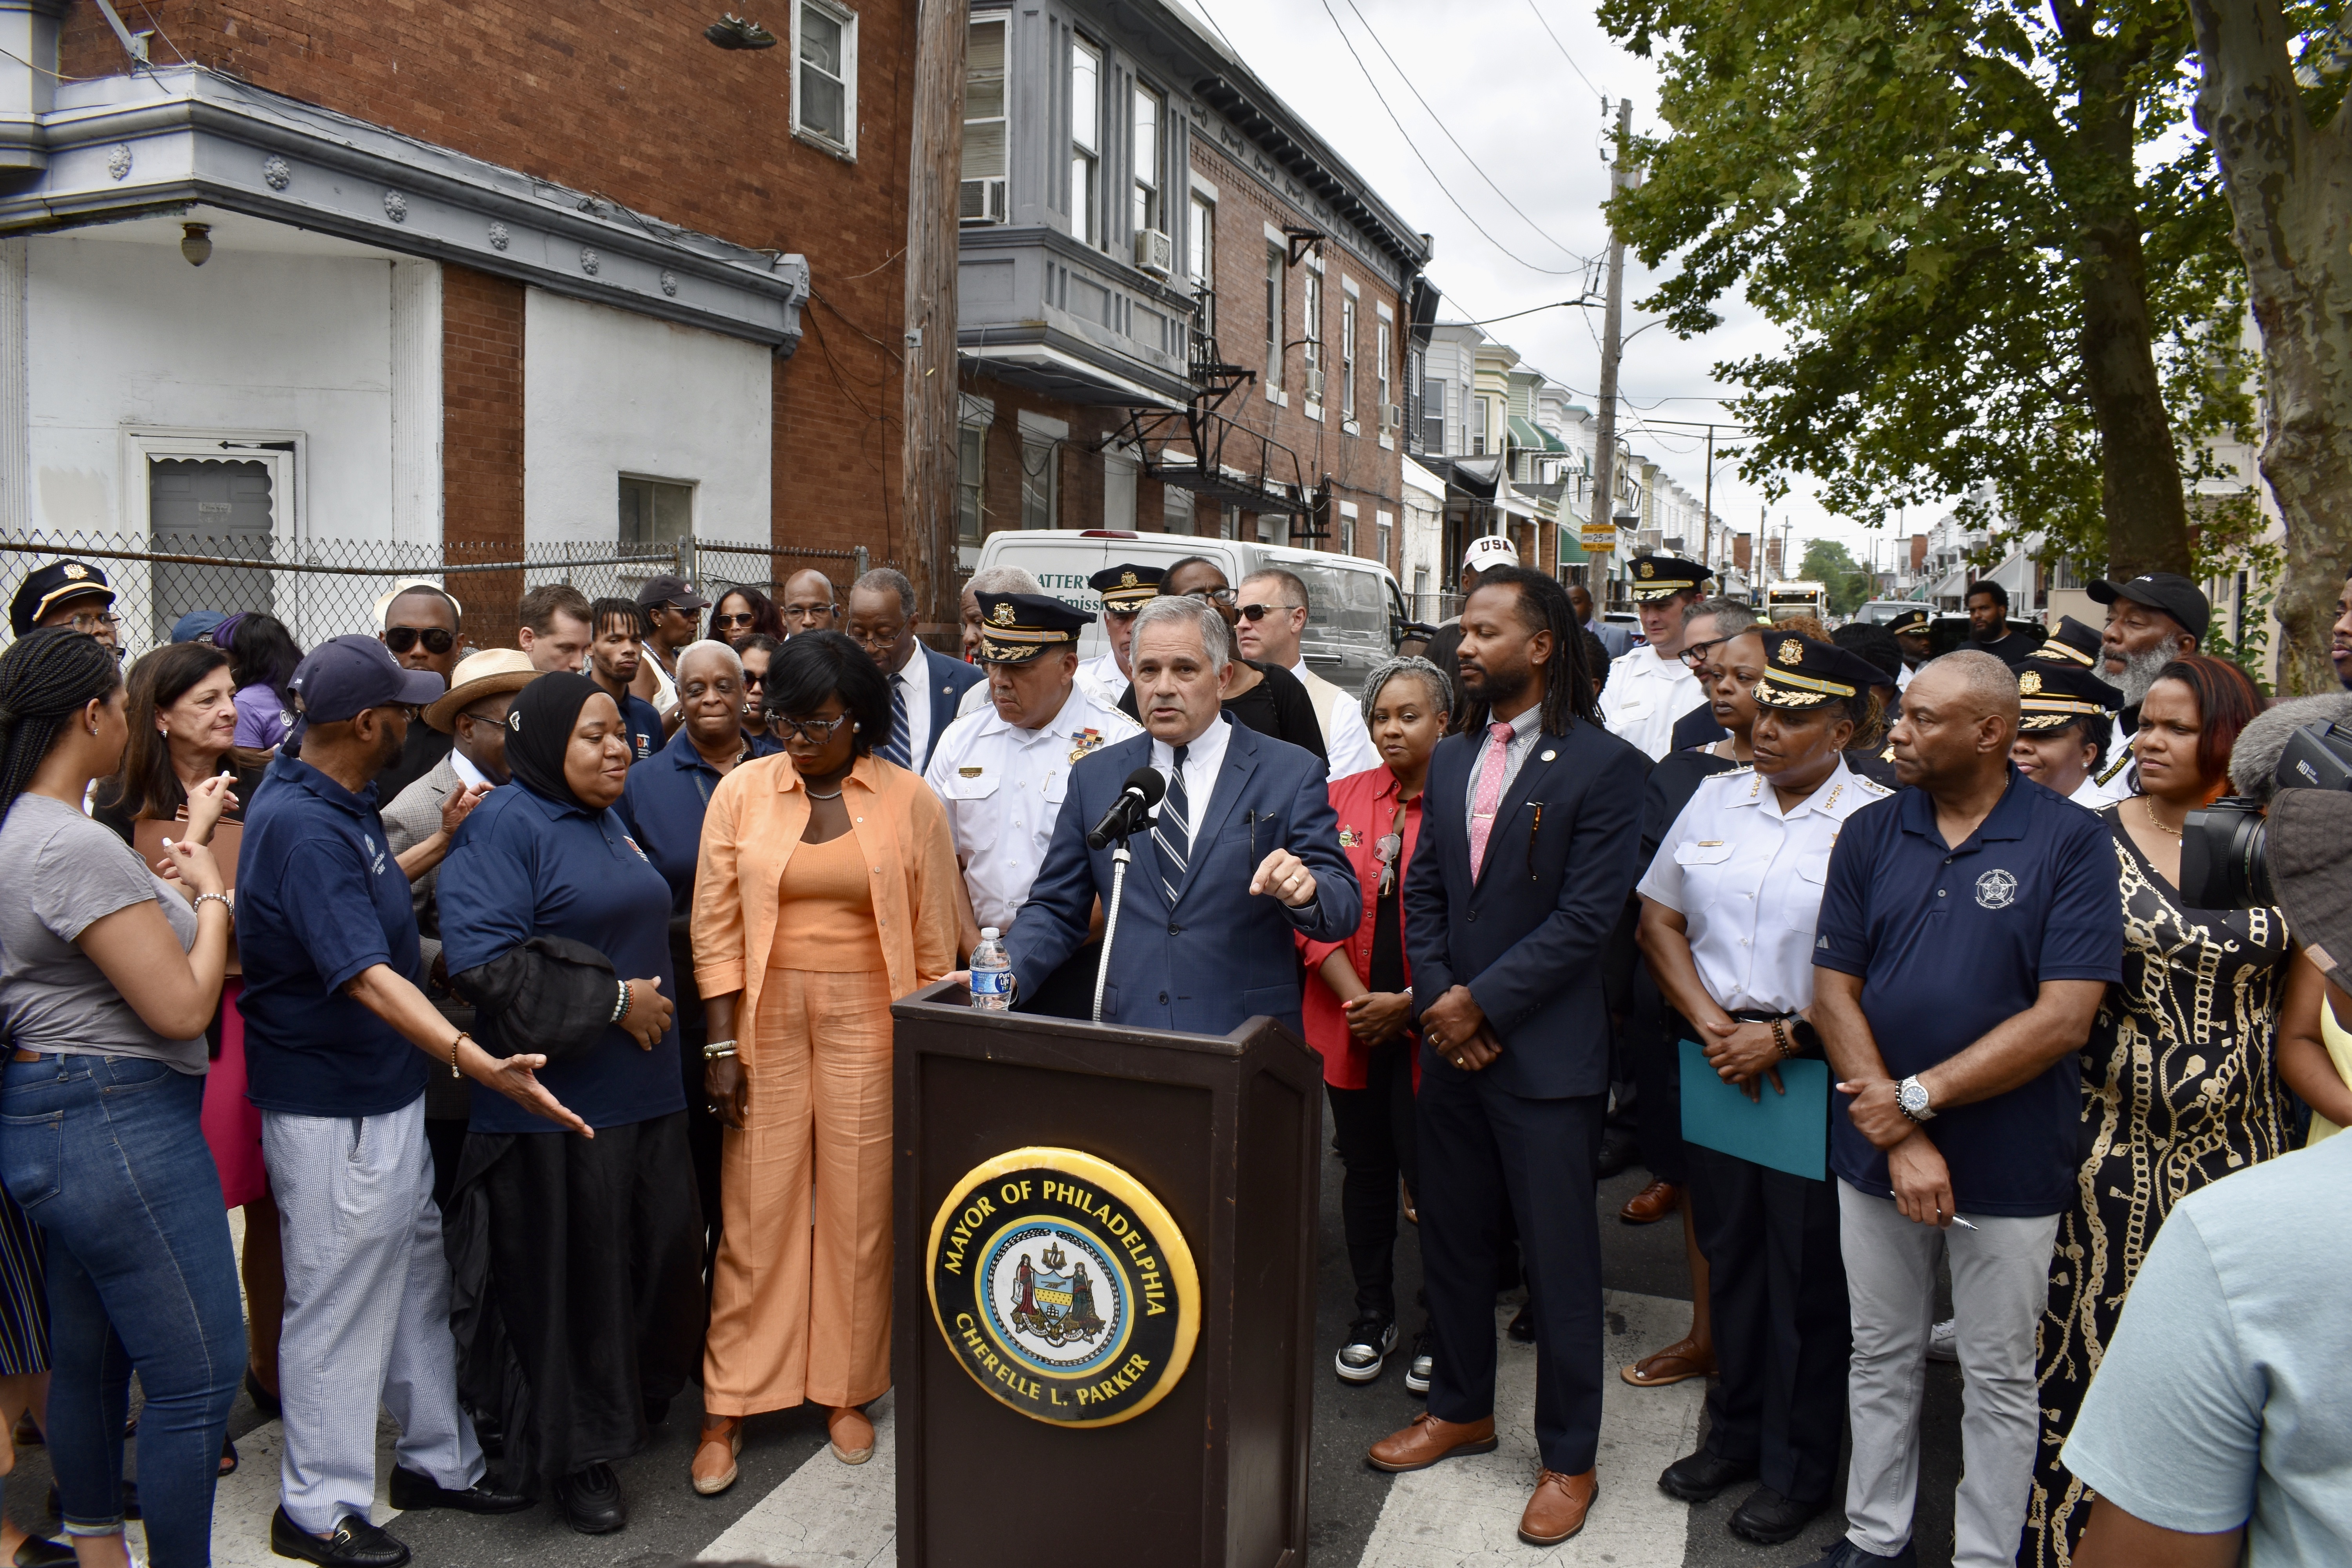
left=1975, top=868, right=2017, bottom=909
left=363, top=833, right=386, bottom=875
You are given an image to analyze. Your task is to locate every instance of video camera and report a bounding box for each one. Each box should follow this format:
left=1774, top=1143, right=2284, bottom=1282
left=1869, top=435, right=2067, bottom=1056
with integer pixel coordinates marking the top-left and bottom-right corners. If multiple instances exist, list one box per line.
left=2180, top=717, right=2352, bottom=909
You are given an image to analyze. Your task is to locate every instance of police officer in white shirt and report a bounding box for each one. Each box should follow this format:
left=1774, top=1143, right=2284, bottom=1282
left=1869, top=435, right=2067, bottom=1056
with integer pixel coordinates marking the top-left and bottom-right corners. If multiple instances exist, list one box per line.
left=1074, top=563, right=1163, bottom=711
left=2009, top=661, right=2125, bottom=809
left=1601, top=555, right=1713, bottom=760
left=925, top=591, right=1140, bottom=1010
left=1636, top=630, right=1895, bottom=1546
left=1234, top=567, right=1382, bottom=779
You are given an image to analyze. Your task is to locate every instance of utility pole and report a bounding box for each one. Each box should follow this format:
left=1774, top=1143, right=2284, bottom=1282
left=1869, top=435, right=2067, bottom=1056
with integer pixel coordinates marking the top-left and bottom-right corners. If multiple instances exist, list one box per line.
left=900, top=0, right=968, bottom=635
left=1700, top=423, right=1715, bottom=571
left=1590, top=98, right=1636, bottom=569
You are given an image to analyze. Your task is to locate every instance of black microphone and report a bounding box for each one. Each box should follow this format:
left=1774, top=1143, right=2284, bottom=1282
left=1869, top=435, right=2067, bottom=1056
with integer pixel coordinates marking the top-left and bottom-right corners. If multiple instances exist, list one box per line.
left=1086, top=767, right=1167, bottom=850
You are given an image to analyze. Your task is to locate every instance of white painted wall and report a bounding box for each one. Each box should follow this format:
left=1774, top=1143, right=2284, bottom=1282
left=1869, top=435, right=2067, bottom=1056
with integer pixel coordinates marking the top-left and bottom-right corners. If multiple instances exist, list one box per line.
left=25, top=229, right=410, bottom=543
left=522, top=288, right=771, bottom=548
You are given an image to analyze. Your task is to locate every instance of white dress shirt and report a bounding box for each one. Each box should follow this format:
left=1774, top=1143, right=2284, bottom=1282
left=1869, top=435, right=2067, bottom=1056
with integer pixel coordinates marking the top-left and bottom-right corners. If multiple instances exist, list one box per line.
left=1076, top=651, right=1129, bottom=711
left=1637, top=758, right=1893, bottom=1015
left=1149, top=711, right=1233, bottom=847
left=1463, top=701, right=1545, bottom=843
left=1600, top=644, right=1702, bottom=762
left=1291, top=658, right=1382, bottom=779
left=955, top=675, right=993, bottom=720
left=924, top=682, right=1140, bottom=930
left=891, top=639, right=935, bottom=764
left=451, top=749, right=492, bottom=791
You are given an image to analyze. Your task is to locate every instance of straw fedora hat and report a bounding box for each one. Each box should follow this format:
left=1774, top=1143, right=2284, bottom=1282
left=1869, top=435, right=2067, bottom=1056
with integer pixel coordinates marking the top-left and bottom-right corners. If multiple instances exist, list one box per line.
left=422, top=647, right=541, bottom=733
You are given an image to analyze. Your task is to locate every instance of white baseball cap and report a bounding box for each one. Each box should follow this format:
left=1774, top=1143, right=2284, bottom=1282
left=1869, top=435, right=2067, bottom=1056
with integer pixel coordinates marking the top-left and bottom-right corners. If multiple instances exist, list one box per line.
left=1462, top=535, right=1519, bottom=573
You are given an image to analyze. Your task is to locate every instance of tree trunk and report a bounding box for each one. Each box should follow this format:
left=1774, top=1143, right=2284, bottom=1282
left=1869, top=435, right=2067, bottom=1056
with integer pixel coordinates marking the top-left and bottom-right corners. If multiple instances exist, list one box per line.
left=2063, top=35, right=2195, bottom=580
left=900, top=0, right=968, bottom=634
left=2189, top=0, right=2352, bottom=695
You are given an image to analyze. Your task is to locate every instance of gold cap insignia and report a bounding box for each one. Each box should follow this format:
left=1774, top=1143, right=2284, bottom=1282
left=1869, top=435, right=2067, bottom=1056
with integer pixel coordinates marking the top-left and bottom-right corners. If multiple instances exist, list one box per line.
left=2019, top=670, right=2043, bottom=695
left=1638, top=561, right=1655, bottom=578
left=1119, top=570, right=1138, bottom=587
left=1776, top=638, right=1804, bottom=666
left=989, top=600, right=1018, bottom=626
left=61, top=564, right=87, bottom=580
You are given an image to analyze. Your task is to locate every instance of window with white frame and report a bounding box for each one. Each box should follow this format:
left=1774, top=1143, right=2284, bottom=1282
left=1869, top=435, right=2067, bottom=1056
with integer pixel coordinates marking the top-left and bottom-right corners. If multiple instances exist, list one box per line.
left=957, top=425, right=987, bottom=549
left=1070, top=37, right=1102, bottom=247
left=1376, top=509, right=1394, bottom=566
left=1021, top=433, right=1058, bottom=528
left=793, top=0, right=855, bottom=154
left=1131, top=84, right=1163, bottom=238
left=960, top=17, right=1007, bottom=223
left=1339, top=501, right=1357, bottom=557
left=1263, top=245, right=1284, bottom=391
left=1302, top=265, right=1323, bottom=407
left=1339, top=295, right=1357, bottom=424
left=1187, top=192, right=1215, bottom=334
left=1376, top=320, right=1392, bottom=429
left=1162, top=484, right=1194, bottom=535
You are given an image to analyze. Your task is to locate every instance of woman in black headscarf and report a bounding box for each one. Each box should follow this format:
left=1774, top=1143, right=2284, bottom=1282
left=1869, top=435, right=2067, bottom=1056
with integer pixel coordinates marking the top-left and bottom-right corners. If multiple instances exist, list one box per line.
left=435, top=673, right=701, bottom=1537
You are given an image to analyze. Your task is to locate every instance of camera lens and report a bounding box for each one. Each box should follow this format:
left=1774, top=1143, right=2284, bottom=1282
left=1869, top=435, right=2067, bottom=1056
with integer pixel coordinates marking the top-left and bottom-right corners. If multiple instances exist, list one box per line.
left=2181, top=798, right=2273, bottom=910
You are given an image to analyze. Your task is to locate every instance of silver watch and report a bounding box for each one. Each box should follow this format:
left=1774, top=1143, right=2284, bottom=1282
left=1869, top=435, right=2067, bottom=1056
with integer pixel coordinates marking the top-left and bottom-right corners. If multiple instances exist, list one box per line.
left=1897, top=1074, right=1936, bottom=1123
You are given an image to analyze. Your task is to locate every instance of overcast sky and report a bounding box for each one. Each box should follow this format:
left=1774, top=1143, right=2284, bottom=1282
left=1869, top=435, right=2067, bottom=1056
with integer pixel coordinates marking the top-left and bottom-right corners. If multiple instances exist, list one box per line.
left=1182, top=0, right=1934, bottom=566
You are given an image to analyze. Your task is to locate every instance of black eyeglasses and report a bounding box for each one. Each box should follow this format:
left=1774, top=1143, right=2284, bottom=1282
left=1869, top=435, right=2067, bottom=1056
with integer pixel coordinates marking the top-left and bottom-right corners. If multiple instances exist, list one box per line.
left=385, top=626, right=456, bottom=655
left=774, top=712, right=850, bottom=744
left=1679, top=637, right=1723, bottom=670
left=1237, top=601, right=1301, bottom=623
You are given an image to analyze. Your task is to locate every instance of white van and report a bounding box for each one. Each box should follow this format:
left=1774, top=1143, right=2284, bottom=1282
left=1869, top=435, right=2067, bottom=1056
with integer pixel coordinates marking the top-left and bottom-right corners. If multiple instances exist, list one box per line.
left=974, top=530, right=1407, bottom=701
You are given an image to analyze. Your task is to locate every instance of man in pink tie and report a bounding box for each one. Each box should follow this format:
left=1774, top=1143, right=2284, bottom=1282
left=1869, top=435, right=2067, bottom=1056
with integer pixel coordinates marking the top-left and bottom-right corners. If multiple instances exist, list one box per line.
left=1365, top=566, right=1649, bottom=1547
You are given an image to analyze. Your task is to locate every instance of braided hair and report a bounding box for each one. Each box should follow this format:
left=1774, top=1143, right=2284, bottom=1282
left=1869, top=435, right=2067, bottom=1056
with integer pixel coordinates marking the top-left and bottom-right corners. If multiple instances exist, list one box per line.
left=1455, top=566, right=1601, bottom=734
left=0, top=628, right=125, bottom=827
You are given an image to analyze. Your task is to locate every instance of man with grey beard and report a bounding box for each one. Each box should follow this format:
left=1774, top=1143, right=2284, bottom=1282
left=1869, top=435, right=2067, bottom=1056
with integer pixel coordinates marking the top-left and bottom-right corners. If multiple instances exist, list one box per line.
left=2085, top=572, right=2207, bottom=797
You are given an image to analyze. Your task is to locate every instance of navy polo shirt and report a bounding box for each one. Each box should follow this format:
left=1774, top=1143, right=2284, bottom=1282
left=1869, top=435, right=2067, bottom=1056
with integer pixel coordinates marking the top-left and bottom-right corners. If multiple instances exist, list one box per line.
left=236, top=752, right=430, bottom=1118
left=1813, top=767, right=2121, bottom=1216
left=613, top=691, right=666, bottom=764
left=744, top=726, right=784, bottom=760
left=436, top=783, right=684, bottom=1134
left=617, top=726, right=734, bottom=917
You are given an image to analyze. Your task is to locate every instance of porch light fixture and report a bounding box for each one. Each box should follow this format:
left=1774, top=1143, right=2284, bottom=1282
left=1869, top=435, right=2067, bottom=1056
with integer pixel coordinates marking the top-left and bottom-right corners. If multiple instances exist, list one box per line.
left=180, top=223, right=213, bottom=267
left=704, top=13, right=777, bottom=48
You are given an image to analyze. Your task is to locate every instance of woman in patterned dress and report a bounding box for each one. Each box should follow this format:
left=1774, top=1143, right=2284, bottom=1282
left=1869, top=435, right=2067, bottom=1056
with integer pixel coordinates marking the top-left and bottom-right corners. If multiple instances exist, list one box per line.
left=2025, top=654, right=2291, bottom=1566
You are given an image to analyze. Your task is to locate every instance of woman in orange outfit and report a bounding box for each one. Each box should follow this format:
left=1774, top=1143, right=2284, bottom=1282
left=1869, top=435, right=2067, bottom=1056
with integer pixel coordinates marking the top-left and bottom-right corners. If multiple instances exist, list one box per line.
left=687, top=631, right=960, bottom=1493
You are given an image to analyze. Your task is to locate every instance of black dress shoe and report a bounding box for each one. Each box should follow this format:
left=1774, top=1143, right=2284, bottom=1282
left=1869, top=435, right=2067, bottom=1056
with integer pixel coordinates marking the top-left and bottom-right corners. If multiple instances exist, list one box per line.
left=554, top=1462, right=627, bottom=1535
left=268, top=1506, right=412, bottom=1568
left=246, top=1366, right=283, bottom=1419
left=1658, top=1448, right=1759, bottom=1503
left=1505, top=1303, right=1536, bottom=1343
left=642, top=1394, right=671, bottom=1428
left=1595, top=1129, right=1640, bottom=1179
left=45, top=1480, right=137, bottom=1521
left=10, top=1534, right=76, bottom=1567
left=387, top=1466, right=534, bottom=1515
left=1731, top=1484, right=1831, bottom=1545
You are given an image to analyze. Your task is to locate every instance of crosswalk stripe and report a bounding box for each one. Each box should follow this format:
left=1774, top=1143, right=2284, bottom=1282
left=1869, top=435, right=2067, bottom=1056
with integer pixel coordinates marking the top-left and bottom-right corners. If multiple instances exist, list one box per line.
left=696, top=1394, right=898, bottom=1564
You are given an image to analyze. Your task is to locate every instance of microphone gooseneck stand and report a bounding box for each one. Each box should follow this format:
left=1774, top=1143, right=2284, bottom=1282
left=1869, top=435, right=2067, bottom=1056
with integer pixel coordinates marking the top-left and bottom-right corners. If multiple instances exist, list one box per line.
left=1091, top=838, right=1131, bottom=1025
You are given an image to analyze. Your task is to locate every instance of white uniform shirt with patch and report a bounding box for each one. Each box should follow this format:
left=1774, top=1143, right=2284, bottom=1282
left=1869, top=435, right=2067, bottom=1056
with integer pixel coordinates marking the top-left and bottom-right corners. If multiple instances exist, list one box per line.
left=1600, top=644, right=1703, bottom=762
left=1637, top=757, right=1892, bottom=1016
left=923, top=682, right=1141, bottom=931
left=1075, top=650, right=1129, bottom=711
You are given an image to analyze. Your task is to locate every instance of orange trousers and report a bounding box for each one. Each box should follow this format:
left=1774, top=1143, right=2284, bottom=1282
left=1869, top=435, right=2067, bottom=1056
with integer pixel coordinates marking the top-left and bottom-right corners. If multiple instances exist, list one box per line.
left=701, top=967, right=894, bottom=1414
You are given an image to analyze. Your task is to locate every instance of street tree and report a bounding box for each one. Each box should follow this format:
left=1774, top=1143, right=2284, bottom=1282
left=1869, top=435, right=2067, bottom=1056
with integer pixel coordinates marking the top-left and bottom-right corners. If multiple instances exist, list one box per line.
left=1798, top=539, right=1874, bottom=616
left=1601, top=0, right=2255, bottom=581
left=2187, top=0, right=2348, bottom=693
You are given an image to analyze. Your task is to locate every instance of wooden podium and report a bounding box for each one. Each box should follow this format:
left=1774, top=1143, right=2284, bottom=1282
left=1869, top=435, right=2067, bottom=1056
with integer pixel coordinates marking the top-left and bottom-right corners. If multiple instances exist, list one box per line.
left=891, top=982, right=1322, bottom=1568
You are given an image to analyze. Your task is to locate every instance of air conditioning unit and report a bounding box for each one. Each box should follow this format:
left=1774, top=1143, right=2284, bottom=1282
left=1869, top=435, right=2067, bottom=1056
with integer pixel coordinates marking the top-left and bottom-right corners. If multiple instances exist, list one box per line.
left=959, top=177, right=1007, bottom=224
left=1382, top=403, right=1403, bottom=430
left=1133, top=227, right=1174, bottom=276
left=1304, top=368, right=1325, bottom=403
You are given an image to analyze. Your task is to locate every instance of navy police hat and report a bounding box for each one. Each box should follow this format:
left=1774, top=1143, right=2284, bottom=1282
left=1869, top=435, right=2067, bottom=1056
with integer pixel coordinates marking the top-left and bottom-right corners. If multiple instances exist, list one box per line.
left=975, top=591, right=1093, bottom=665
left=1629, top=555, right=1711, bottom=603
left=1883, top=606, right=1930, bottom=636
left=2016, top=661, right=2124, bottom=733
left=1088, top=564, right=1164, bottom=613
left=1752, top=631, right=1895, bottom=711
left=10, top=559, right=114, bottom=637
left=2026, top=614, right=2104, bottom=669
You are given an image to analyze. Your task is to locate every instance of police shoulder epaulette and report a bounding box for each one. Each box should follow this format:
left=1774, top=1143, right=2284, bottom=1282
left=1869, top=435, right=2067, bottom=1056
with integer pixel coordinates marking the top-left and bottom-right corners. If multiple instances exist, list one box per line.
left=1719, top=763, right=1756, bottom=775
left=1854, top=775, right=1895, bottom=797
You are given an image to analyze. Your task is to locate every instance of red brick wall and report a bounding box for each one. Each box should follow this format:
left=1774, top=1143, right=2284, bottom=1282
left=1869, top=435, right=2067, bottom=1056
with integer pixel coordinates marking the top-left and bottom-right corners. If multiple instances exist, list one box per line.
left=62, top=0, right=914, bottom=566
left=441, top=264, right=524, bottom=644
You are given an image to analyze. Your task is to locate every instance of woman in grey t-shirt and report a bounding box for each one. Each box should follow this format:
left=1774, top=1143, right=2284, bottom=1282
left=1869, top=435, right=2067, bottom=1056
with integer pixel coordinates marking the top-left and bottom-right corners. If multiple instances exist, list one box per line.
left=0, top=627, right=241, bottom=1567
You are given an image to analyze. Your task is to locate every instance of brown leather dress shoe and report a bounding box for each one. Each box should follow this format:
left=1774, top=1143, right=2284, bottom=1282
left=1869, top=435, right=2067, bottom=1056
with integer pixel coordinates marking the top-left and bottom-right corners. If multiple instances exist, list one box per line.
left=1519, top=1467, right=1599, bottom=1545
left=1366, top=1410, right=1498, bottom=1473
left=1619, top=1179, right=1683, bottom=1225
left=1621, top=1334, right=1715, bottom=1387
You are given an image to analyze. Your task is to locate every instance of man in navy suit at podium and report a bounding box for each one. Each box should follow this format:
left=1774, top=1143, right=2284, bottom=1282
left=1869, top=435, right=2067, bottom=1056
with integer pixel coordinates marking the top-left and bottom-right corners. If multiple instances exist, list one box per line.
left=1367, top=565, right=1647, bottom=1548
left=1001, top=592, right=1357, bottom=1036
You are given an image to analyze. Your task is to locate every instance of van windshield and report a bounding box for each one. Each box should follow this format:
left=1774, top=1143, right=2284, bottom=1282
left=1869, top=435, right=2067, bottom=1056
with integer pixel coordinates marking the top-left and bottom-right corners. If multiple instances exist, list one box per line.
left=1283, top=561, right=1390, bottom=639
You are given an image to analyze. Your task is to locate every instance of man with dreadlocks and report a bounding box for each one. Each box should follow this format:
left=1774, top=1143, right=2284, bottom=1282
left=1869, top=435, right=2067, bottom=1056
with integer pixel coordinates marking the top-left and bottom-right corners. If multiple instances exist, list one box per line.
left=1365, top=565, right=1648, bottom=1547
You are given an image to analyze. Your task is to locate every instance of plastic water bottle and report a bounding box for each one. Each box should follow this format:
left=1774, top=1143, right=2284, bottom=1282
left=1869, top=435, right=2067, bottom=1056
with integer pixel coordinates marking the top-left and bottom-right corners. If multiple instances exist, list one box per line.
left=970, top=927, right=1013, bottom=1011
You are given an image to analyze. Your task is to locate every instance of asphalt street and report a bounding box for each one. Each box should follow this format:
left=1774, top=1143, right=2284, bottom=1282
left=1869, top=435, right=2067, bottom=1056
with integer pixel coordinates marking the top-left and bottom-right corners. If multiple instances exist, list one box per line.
left=12, top=1112, right=1971, bottom=1567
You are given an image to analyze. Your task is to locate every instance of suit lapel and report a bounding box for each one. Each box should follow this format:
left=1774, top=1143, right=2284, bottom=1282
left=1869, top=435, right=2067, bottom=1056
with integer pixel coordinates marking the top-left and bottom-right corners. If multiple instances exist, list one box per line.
left=1174, top=719, right=1257, bottom=906
left=1474, top=730, right=1564, bottom=887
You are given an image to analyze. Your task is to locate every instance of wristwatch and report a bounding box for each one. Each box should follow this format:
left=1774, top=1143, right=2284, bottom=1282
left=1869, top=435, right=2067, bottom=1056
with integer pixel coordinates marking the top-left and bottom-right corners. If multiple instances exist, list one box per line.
left=1897, top=1074, right=1936, bottom=1123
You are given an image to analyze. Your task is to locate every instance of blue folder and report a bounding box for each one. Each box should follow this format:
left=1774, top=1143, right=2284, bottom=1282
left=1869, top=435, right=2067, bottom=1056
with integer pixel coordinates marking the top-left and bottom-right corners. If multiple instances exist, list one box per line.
left=1678, top=1039, right=1830, bottom=1181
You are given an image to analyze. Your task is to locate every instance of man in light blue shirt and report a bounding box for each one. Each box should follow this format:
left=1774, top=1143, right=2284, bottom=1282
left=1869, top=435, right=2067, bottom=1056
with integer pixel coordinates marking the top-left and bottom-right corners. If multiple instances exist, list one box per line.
left=2061, top=1131, right=2352, bottom=1567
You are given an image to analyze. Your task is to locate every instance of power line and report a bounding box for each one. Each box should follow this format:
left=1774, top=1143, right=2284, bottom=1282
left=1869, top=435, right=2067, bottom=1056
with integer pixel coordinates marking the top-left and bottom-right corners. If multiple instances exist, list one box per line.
left=1520, top=0, right=1604, bottom=101
left=1314, top=0, right=1594, bottom=279
left=1436, top=296, right=1603, bottom=328
left=1338, top=0, right=1597, bottom=269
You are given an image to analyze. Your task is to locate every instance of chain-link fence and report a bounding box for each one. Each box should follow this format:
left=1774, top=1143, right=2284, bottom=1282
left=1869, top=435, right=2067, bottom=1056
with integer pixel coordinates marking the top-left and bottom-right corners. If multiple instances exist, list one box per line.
left=0, top=531, right=875, bottom=658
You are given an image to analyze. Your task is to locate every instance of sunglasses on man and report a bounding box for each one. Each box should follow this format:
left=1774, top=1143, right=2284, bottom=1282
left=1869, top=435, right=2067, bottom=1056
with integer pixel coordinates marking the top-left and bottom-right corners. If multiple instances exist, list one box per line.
left=1236, top=601, right=1302, bottom=623
left=384, top=626, right=456, bottom=655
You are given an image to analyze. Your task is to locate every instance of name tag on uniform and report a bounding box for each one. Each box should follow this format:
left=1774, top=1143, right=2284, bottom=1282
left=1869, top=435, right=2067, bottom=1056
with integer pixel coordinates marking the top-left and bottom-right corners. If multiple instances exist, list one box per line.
left=959, top=766, right=984, bottom=777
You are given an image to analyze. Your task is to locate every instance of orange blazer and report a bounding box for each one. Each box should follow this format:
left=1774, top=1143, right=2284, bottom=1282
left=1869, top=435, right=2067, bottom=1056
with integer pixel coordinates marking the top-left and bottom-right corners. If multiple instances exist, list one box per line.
left=691, top=751, right=961, bottom=1065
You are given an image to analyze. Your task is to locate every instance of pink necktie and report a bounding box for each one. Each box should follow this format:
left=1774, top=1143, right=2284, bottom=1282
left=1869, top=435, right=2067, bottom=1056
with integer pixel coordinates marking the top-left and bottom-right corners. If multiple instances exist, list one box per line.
left=1469, top=720, right=1514, bottom=880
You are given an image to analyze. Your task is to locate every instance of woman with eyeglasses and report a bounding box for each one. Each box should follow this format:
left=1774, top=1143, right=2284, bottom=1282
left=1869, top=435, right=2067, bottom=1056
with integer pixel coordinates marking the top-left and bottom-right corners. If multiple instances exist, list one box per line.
left=710, top=586, right=786, bottom=648
left=687, top=631, right=960, bottom=1494
left=211, top=612, right=305, bottom=753
left=735, top=634, right=783, bottom=757
left=92, top=642, right=286, bottom=1439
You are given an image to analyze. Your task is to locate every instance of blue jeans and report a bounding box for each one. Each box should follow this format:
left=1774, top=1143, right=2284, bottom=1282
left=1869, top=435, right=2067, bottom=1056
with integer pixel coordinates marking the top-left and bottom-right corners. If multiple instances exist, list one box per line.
left=1, top=1053, right=242, bottom=1567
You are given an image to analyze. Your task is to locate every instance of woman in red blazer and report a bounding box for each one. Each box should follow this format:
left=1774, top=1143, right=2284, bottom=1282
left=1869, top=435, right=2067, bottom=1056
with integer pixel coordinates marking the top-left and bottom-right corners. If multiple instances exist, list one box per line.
left=1300, top=656, right=1450, bottom=1389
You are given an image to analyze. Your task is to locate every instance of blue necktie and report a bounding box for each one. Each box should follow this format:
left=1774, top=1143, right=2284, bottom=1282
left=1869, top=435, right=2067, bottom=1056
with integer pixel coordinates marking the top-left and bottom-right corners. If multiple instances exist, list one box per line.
left=883, top=673, right=912, bottom=769
left=1154, top=744, right=1190, bottom=903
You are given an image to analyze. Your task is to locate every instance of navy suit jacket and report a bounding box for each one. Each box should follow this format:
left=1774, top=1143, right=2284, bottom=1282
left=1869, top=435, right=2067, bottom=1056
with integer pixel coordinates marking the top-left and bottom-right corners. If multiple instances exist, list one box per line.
left=1669, top=700, right=1729, bottom=751
left=1405, top=714, right=1648, bottom=1099
left=915, top=644, right=985, bottom=770
left=1006, top=715, right=1358, bottom=1038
